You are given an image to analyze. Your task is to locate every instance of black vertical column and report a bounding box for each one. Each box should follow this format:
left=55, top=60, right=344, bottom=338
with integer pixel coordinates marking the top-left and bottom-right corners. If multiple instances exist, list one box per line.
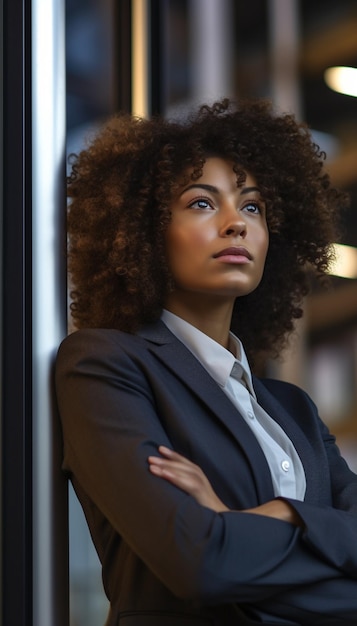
left=1, top=0, right=33, bottom=624
left=115, top=0, right=132, bottom=113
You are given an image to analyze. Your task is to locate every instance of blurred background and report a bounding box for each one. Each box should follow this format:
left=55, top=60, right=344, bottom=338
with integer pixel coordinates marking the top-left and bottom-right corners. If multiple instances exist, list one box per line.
left=65, top=1, right=357, bottom=623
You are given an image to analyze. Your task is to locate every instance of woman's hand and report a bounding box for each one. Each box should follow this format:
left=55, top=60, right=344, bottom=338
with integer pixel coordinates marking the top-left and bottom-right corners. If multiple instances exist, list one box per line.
left=148, top=446, right=229, bottom=512
left=148, top=446, right=304, bottom=526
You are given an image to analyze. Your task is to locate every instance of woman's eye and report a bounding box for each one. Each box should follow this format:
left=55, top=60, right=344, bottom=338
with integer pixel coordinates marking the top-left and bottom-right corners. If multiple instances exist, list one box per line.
left=243, top=202, right=261, bottom=214
left=188, top=198, right=213, bottom=210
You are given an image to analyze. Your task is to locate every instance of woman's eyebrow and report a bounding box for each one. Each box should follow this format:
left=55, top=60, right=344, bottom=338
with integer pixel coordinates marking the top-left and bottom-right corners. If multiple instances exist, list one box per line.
left=180, top=184, right=262, bottom=200
left=181, top=183, right=219, bottom=194
left=240, top=186, right=261, bottom=195
left=181, top=184, right=262, bottom=195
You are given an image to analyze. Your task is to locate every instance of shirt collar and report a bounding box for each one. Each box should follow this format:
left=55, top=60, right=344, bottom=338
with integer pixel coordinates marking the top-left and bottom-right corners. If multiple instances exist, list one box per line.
left=161, top=309, right=255, bottom=396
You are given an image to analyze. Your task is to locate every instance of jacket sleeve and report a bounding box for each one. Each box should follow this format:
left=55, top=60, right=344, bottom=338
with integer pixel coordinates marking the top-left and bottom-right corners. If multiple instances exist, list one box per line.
left=284, top=412, right=357, bottom=578
left=55, top=329, right=357, bottom=608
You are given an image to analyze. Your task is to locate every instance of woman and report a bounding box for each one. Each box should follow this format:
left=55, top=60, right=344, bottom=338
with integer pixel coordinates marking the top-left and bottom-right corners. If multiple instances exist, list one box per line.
left=56, top=99, right=357, bottom=625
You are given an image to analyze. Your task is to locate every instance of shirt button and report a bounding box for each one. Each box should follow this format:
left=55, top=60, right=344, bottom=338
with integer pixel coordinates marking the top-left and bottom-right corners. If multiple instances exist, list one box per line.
left=281, top=460, right=290, bottom=472
left=247, top=411, right=255, bottom=420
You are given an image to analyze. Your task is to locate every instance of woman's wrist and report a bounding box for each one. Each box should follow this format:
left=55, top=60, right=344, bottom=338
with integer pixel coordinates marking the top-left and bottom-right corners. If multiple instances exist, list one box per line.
left=242, top=499, right=304, bottom=527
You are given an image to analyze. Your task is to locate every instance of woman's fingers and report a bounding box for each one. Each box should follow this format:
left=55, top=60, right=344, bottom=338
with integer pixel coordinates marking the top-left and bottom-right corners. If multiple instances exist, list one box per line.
left=148, top=450, right=202, bottom=488
left=157, top=445, right=193, bottom=463
left=148, top=446, right=229, bottom=512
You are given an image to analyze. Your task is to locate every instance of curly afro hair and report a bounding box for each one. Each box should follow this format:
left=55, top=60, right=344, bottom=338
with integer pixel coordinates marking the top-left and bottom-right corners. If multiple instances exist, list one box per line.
left=67, top=98, right=347, bottom=361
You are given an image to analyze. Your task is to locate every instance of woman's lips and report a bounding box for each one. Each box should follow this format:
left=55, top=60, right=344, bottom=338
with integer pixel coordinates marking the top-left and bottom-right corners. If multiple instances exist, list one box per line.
left=213, top=247, right=252, bottom=263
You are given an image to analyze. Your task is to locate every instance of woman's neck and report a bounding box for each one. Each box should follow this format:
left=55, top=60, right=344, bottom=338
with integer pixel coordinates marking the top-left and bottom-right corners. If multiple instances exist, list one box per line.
left=164, top=294, right=234, bottom=349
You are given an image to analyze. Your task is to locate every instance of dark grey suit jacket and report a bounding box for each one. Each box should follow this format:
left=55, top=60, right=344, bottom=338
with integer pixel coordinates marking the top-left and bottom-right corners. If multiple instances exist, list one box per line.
left=55, top=322, right=357, bottom=625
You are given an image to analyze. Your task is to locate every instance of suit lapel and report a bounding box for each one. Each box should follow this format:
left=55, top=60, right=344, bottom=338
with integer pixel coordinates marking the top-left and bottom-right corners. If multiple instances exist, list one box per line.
left=139, top=322, right=326, bottom=504
left=253, top=377, right=320, bottom=503
left=138, top=321, right=275, bottom=502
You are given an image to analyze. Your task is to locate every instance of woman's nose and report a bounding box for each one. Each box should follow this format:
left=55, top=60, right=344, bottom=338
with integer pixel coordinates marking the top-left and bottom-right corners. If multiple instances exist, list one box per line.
left=220, top=212, right=247, bottom=238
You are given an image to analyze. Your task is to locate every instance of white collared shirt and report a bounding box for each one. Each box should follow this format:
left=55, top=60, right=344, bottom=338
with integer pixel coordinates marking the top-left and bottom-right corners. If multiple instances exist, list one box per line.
left=161, top=309, right=306, bottom=500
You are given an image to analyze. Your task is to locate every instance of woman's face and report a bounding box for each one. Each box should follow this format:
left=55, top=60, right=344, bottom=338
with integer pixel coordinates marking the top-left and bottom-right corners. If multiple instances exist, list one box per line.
left=165, top=157, right=269, bottom=305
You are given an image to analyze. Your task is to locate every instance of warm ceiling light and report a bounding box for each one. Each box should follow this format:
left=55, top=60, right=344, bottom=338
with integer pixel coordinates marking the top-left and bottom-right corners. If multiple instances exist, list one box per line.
left=329, top=243, right=357, bottom=279
left=324, top=66, right=357, bottom=98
